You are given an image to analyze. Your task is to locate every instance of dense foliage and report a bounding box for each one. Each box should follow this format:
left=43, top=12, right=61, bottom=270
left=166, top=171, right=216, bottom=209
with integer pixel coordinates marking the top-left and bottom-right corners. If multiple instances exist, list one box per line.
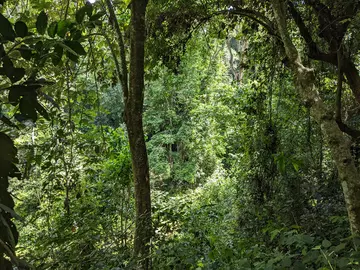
left=1, top=0, right=360, bottom=269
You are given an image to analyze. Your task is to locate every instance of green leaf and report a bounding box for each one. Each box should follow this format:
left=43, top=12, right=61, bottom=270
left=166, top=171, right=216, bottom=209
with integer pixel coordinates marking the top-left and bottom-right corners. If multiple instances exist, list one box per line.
left=34, top=101, right=50, bottom=120
left=8, top=88, right=21, bottom=106
left=66, top=51, right=79, bottom=63
left=0, top=13, right=16, bottom=41
left=35, top=40, right=43, bottom=52
left=11, top=68, right=26, bottom=83
left=89, top=11, right=105, bottom=21
left=8, top=85, right=38, bottom=106
left=2, top=56, right=25, bottom=82
left=301, top=235, right=314, bottom=245
left=3, top=55, right=14, bottom=76
left=0, top=115, right=18, bottom=129
left=292, top=161, right=299, bottom=172
left=84, top=1, right=93, bottom=17
left=334, top=243, right=346, bottom=252
left=270, top=229, right=281, bottom=241
left=71, top=29, right=82, bottom=40
left=0, top=44, right=5, bottom=57
left=14, top=21, right=28, bottom=37
left=52, top=45, right=63, bottom=66
left=76, top=6, right=86, bottom=24
left=57, top=20, right=70, bottom=38
left=64, top=40, right=86, bottom=56
left=337, top=257, right=349, bottom=269
left=281, top=257, right=292, bottom=267
left=48, top=21, right=58, bottom=38
left=17, top=44, right=32, bottom=60
left=36, top=11, right=48, bottom=35
left=322, top=239, right=332, bottom=248
left=0, top=203, right=23, bottom=221
left=19, top=97, right=37, bottom=122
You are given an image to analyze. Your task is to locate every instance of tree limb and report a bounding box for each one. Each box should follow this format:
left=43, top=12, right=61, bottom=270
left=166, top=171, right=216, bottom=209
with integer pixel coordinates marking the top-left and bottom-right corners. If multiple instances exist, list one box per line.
left=104, top=0, right=129, bottom=102
left=215, top=9, right=280, bottom=39
left=287, top=0, right=360, bottom=104
left=335, top=48, right=360, bottom=139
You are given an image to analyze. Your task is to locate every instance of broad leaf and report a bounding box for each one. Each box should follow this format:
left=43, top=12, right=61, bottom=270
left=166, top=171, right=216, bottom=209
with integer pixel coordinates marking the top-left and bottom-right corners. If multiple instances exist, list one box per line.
left=0, top=115, right=18, bottom=129
left=0, top=13, right=15, bottom=41
left=0, top=203, right=23, bottom=221
left=34, top=100, right=50, bottom=120
left=57, top=20, right=70, bottom=38
left=48, top=21, right=58, bottom=38
left=10, top=68, right=25, bottom=83
left=64, top=40, right=86, bottom=55
left=36, top=11, right=48, bottom=35
left=17, top=44, right=32, bottom=60
left=66, top=51, right=79, bottom=63
left=76, top=6, right=86, bottom=24
left=84, top=1, right=93, bottom=17
left=322, top=239, right=332, bottom=248
left=52, top=45, right=63, bottom=66
left=8, top=85, right=38, bottom=106
left=89, top=11, right=105, bottom=21
left=14, top=21, right=28, bottom=37
left=19, top=97, right=37, bottom=122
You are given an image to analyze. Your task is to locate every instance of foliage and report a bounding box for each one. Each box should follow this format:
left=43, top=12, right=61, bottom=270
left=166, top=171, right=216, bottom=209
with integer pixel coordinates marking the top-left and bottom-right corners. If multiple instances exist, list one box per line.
left=0, top=0, right=360, bottom=269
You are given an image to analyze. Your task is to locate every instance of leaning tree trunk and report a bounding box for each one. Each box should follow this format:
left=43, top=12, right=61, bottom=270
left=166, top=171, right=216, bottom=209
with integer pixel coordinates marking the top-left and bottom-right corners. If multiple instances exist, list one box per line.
left=271, top=0, right=360, bottom=234
left=128, top=0, right=152, bottom=268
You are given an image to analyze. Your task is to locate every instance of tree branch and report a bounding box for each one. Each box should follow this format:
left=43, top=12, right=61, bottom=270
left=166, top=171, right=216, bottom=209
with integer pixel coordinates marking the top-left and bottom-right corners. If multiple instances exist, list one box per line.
left=271, top=0, right=299, bottom=62
left=215, top=9, right=280, bottom=39
left=287, top=0, right=360, bottom=104
left=104, top=0, right=129, bottom=102
left=336, top=49, right=343, bottom=122
left=335, top=48, right=360, bottom=139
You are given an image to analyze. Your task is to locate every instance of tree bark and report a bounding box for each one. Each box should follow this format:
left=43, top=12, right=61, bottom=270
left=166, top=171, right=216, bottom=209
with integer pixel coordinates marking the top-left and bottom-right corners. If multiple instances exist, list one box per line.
left=128, top=0, right=152, bottom=268
left=105, top=0, right=151, bottom=268
left=271, top=0, right=360, bottom=235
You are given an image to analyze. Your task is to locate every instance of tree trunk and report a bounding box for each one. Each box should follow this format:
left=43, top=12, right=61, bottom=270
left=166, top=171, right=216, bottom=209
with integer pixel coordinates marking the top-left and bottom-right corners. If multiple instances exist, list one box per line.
left=128, top=0, right=152, bottom=268
left=105, top=0, right=151, bottom=267
left=271, top=0, right=360, bottom=235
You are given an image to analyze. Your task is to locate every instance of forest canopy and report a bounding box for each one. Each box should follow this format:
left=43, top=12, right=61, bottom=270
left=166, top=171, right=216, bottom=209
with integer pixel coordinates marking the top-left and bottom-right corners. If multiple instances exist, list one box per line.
left=1, top=0, right=360, bottom=269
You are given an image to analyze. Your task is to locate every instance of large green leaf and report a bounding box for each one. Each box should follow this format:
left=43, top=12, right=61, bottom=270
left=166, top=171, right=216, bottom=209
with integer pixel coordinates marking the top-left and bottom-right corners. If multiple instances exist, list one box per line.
left=47, top=21, right=58, bottom=38
left=66, top=51, right=79, bottom=63
left=52, top=45, right=63, bottom=66
left=8, top=85, right=38, bottom=106
left=10, top=68, right=25, bottom=83
left=3, top=55, right=14, bottom=77
left=64, top=40, right=86, bottom=56
left=34, top=100, right=50, bottom=120
left=0, top=115, right=18, bottom=129
left=0, top=204, right=22, bottom=221
left=84, top=1, right=93, bottom=17
left=57, top=20, right=70, bottom=38
left=14, top=21, right=28, bottom=38
left=0, top=44, right=5, bottom=57
left=0, top=13, right=15, bottom=41
left=36, top=11, right=48, bottom=35
left=89, top=11, right=105, bottom=21
left=17, top=44, right=32, bottom=60
left=19, top=97, right=37, bottom=122
left=76, top=6, right=87, bottom=24
left=2, top=56, right=25, bottom=83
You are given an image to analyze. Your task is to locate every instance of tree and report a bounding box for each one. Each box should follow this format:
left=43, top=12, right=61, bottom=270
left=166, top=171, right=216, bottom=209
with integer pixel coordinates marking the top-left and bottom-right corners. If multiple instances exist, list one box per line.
left=105, top=0, right=151, bottom=267
left=269, top=0, right=360, bottom=235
